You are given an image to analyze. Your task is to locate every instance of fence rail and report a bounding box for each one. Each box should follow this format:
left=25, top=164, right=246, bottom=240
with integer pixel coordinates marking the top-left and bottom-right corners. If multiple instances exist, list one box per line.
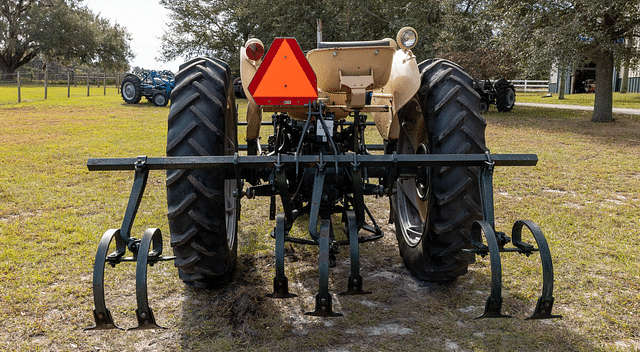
left=511, top=80, right=549, bottom=92
left=0, top=71, right=123, bottom=105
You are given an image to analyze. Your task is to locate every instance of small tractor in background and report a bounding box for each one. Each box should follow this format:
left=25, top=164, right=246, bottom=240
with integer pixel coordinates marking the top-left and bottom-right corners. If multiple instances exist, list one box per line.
left=87, top=27, right=559, bottom=330
left=233, top=77, right=246, bottom=98
left=121, top=69, right=175, bottom=107
left=474, top=78, right=516, bottom=113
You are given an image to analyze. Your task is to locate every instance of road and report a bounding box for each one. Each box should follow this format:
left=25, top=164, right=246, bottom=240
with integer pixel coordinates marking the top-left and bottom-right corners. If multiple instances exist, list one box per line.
left=515, top=102, right=640, bottom=115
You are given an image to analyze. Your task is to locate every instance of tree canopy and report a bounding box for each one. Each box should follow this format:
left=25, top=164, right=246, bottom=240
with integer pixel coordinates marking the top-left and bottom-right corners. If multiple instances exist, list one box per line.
left=159, top=0, right=640, bottom=122
left=159, top=0, right=442, bottom=71
left=494, top=0, right=640, bottom=122
left=0, top=0, right=133, bottom=74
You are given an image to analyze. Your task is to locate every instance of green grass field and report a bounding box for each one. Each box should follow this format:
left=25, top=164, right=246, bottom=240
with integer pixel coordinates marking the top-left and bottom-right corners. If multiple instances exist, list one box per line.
left=0, top=84, right=120, bottom=105
left=0, top=95, right=639, bottom=351
left=517, top=91, right=640, bottom=109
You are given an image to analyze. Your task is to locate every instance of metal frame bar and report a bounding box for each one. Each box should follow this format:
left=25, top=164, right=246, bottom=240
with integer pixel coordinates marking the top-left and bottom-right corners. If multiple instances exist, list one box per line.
left=88, top=153, right=537, bottom=172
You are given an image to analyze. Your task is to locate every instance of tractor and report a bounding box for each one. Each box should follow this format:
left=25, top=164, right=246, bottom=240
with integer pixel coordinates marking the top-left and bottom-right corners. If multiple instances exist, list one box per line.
left=86, top=27, right=559, bottom=330
left=474, top=78, right=516, bottom=113
left=120, top=69, right=175, bottom=107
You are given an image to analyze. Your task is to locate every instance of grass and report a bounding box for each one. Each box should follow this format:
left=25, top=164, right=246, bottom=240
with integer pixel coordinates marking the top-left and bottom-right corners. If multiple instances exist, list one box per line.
left=516, top=91, right=640, bottom=109
left=0, top=95, right=639, bottom=351
left=0, top=84, right=120, bottom=105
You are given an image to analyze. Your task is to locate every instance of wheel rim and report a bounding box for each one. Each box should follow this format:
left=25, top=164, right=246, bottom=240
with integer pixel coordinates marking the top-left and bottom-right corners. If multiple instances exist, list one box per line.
left=415, top=142, right=430, bottom=201
left=224, top=179, right=237, bottom=249
left=395, top=121, right=430, bottom=247
left=123, top=82, right=135, bottom=100
left=479, top=100, right=488, bottom=113
left=224, top=117, right=238, bottom=250
left=506, top=89, right=515, bottom=107
left=154, top=94, right=166, bottom=106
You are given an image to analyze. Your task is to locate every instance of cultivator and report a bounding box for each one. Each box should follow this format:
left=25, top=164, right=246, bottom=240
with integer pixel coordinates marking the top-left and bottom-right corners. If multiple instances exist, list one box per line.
left=85, top=28, right=560, bottom=330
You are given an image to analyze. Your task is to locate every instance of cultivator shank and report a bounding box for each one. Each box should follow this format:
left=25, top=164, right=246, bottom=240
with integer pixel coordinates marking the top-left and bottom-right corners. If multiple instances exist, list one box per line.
left=85, top=162, right=176, bottom=330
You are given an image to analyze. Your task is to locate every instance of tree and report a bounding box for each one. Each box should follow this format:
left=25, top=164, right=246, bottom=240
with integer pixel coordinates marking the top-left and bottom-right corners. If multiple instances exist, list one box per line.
left=433, top=0, right=516, bottom=80
left=0, top=0, right=132, bottom=74
left=494, top=0, right=640, bottom=122
left=159, top=0, right=442, bottom=71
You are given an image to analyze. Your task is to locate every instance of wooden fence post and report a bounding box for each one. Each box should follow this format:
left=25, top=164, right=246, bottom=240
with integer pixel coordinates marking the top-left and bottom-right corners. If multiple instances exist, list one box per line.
left=17, top=72, right=21, bottom=103
left=44, top=70, right=48, bottom=100
left=67, top=71, right=71, bottom=98
left=87, top=74, right=90, bottom=97
left=103, top=72, right=106, bottom=95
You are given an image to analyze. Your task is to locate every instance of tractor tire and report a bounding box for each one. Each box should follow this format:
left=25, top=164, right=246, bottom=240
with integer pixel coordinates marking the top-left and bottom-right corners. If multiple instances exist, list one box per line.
left=121, top=74, right=143, bottom=104
left=495, top=79, right=516, bottom=112
left=479, top=97, right=490, bottom=114
left=166, top=57, right=239, bottom=288
left=392, top=59, right=487, bottom=282
left=152, top=91, right=169, bottom=107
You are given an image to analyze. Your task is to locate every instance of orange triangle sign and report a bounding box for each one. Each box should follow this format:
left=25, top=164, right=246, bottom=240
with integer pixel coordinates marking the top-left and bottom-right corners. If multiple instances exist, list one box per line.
left=248, top=38, right=317, bottom=106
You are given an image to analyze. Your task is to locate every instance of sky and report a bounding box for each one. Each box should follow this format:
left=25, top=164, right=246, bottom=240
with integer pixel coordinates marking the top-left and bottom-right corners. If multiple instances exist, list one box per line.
left=82, top=0, right=184, bottom=71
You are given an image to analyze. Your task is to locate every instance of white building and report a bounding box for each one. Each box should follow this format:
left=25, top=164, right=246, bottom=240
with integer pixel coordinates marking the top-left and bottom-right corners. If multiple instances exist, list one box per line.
left=549, top=64, right=640, bottom=94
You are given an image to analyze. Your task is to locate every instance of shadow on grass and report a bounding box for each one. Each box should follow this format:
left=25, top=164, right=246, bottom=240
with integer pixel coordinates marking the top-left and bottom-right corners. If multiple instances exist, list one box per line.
left=175, top=203, right=598, bottom=351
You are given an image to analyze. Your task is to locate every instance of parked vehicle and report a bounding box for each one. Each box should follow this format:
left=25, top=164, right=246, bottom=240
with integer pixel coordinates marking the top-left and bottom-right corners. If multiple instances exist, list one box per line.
left=121, top=70, right=175, bottom=107
left=474, top=78, right=516, bottom=113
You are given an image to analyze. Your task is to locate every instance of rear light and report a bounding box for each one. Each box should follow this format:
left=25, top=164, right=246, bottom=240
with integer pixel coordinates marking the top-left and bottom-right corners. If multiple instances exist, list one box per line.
left=245, top=40, right=264, bottom=61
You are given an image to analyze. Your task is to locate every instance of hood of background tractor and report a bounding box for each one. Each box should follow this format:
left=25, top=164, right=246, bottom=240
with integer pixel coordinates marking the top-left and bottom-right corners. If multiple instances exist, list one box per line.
left=247, top=38, right=318, bottom=106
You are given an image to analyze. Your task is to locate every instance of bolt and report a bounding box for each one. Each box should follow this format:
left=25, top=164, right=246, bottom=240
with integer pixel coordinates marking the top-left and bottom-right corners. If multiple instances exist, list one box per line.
left=98, top=313, right=104, bottom=319
left=353, top=278, right=359, bottom=285
left=140, top=312, right=147, bottom=319
left=320, top=298, right=327, bottom=304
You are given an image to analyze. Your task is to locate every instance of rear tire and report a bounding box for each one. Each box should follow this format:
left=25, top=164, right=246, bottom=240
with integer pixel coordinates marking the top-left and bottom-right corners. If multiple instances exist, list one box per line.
left=121, top=74, right=142, bottom=104
left=166, top=57, right=239, bottom=288
left=495, top=79, right=516, bottom=112
left=392, top=59, right=487, bottom=281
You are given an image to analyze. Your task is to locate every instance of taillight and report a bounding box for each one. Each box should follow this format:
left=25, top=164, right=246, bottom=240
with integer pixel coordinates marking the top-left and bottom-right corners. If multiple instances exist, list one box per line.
left=246, top=40, right=264, bottom=61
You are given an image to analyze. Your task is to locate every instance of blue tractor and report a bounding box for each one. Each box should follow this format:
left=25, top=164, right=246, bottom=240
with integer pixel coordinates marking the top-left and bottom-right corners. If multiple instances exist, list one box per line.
left=120, top=69, right=175, bottom=107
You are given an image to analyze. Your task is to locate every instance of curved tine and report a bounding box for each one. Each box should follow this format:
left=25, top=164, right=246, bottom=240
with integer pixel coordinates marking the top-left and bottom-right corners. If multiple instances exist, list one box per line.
left=513, top=220, right=562, bottom=320
left=129, top=228, right=165, bottom=330
left=306, top=217, right=342, bottom=317
left=85, top=229, right=125, bottom=330
left=474, top=220, right=511, bottom=319
left=340, top=210, right=371, bottom=295
left=266, top=213, right=296, bottom=298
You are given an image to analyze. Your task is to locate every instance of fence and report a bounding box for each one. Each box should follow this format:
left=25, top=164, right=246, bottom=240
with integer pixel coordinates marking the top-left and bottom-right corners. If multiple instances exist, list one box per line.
left=0, top=71, right=123, bottom=105
left=511, top=80, right=549, bottom=92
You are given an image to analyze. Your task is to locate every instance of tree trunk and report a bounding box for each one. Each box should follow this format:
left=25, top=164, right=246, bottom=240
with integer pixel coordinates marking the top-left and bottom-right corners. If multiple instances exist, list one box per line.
left=558, top=67, right=566, bottom=100
left=620, top=58, right=629, bottom=94
left=592, top=48, right=614, bottom=123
